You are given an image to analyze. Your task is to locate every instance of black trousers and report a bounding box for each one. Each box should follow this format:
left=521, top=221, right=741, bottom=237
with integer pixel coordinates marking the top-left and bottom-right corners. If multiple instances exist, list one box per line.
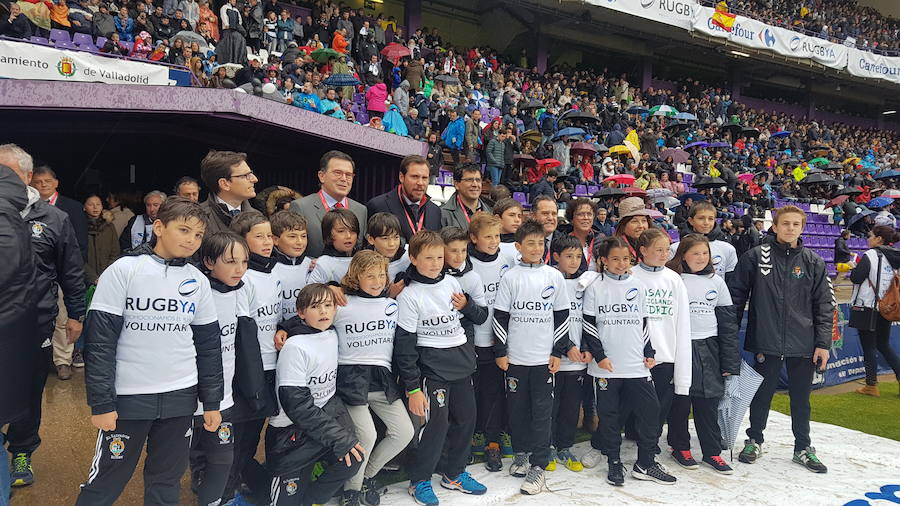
left=551, top=370, right=584, bottom=450
left=408, top=376, right=475, bottom=483
left=667, top=395, right=723, bottom=458
left=580, top=370, right=595, bottom=418
left=473, top=347, right=506, bottom=445
left=190, top=409, right=235, bottom=506
left=506, top=364, right=553, bottom=468
left=625, top=362, right=674, bottom=454
left=6, top=345, right=52, bottom=455
left=270, top=456, right=361, bottom=506
left=75, top=416, right=193, bottom=506
left=226, top=369, right=276, bottom=500
left=746, top=354, right=814, bottom=452
left=859, top=315, right=900, bottom=385
left=591, top=376, right=659, bottom=467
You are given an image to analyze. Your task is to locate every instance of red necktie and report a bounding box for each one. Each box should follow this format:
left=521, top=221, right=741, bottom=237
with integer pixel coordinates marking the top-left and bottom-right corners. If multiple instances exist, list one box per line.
left=334, top=202, right=344, bottom=208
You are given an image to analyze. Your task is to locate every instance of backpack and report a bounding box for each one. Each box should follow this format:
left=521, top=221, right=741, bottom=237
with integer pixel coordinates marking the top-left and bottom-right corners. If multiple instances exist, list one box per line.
left=878, top=263, right=900, bottom=321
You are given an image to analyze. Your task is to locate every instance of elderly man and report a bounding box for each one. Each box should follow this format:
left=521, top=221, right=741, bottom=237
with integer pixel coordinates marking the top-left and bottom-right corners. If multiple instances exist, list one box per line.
left=119, top=190, right=166, bottom=252
left=199, top=150, right=258, bottom=234
left=366, top=155, right=442, bottom=242
left=0, top=144, right=85, bottom=488
left=289, top=150, right=367, bottom=257
left=440, top=164, right=493, bottom=229
left=173, top=176, right=201, bottom=202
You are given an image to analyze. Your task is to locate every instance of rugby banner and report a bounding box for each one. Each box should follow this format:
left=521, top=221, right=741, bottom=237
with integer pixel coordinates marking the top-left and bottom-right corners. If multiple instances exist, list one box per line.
left=0, top=39, right=170, bottom=86
left=584, top=0, right=697, bottom=31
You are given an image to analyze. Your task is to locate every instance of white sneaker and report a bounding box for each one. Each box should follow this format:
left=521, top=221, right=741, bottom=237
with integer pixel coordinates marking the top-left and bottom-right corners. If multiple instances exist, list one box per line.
left=581, top=448, right=604, bottom=469
left=509, top=452, right=529, bottom=477
left=519, top=466, right=545, bottom=495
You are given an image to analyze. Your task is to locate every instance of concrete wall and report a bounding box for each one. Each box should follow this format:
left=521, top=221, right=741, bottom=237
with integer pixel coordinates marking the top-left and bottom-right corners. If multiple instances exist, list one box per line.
left=858, top=0, right=900, bottom=19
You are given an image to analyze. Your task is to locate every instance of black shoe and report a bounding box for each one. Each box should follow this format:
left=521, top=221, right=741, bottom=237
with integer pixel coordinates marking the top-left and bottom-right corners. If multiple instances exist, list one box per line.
left=606, top=461, right=625, bottom=487
left=361, top=477, right=383, bottom=506
left=341, top=489, right=361, bottom=506
left=702, top=455, right=734, bottom=474
left=738, top=439, right=762, bottom=464
left=670, top=449, right=699, bottom=469
left=484, top=443, right=503, bottom=472
left=632, top=462, right=677, bottom=485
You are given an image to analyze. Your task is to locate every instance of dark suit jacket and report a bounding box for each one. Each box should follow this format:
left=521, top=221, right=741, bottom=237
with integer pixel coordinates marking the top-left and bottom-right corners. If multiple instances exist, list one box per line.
left=55, top=194, right=88, bottom=260
left=365, top=186, right=442, bottom=242
left=288, top=193, right=367, bottom=258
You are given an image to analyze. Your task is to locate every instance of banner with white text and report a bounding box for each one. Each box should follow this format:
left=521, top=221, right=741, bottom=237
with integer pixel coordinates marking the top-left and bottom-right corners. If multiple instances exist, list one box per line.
left=0, top=39, right=170, bottom=85
left=585, top=0, right=697, bottom=31
left=845, top=47, right=900, bottom=85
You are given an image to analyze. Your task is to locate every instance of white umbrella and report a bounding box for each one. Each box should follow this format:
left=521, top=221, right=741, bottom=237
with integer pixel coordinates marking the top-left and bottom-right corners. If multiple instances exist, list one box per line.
left=650, top=105, right=679, bottom=117
left=170, top=30, right=209, bottom=51
left=718, top=360, right=765, bottom=459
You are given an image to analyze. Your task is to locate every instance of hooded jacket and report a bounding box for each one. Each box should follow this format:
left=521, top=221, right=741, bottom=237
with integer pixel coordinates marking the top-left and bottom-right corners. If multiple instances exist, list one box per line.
left=728, top=236, right=834, bottom=358
left=392, top=80, right=410, bottom=116
left=0, top=166, right=38, bottom=425
left=85, top=216, right=120, bottom=285
left=441, top=116, right=466, bottom=150
left=365, top=82, right=388, bottom=113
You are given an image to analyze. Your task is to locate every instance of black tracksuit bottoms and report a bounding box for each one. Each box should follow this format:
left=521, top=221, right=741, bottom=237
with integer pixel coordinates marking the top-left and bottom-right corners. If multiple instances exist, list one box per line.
left=747, top=354, right=814, bottom=452
left=625, top=362, right=675, bottom=454
left=75, top=416, right=193, bottom=506
left=408, top=376, right=476, bottom=483
left=474, top=346, right=506, bottom=445
left=189, top=409, right=235, bottom=506
left=270, top=456, right=361, bottom=506
left=506, top=364, right=553, bottom=468
left=667, top=395, right=722, bottom=458
left=551, top=370, right=584, bottom=451
left=227, top=369, right=276, bottom=500
left=6, top=345, right=52, bottom=455
left=591, top=376, right=659, bottom=467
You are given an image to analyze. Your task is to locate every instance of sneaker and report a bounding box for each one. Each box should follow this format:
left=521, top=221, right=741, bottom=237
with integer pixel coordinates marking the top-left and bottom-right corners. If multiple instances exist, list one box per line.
left=440, top=472, right=486, bottom=495
left=703, top=455, right=734, bottom=474
left=341, top=490, right=361, bottom=506
left=580, top=448, right=604, bottom=469
left=10, top=453, right=33, bottom=487
left=471, top=432, right=486, bottom=456
left=361, top=477, right=384, bottom=506
left=557, top=448, right=583, bottom=472
left=500, top=432, right=514, bottom=458
left=408, top=480, right=438, bottom=506
left=509, top=452, right=529, bottom=477
left=793, top=447, right=828, bottom=474
left=520, top=465, right=546, bottom=495
left=631, top=462, right=677, bottom=485
left=606, top=461, right=625, bottom=487
left=484, top=443, right=503, bottom=472
left=738, top=439, right=762, bottom=464
left=72, top=350, right=85, bottom=368
left=545, top=447, right=557, bottom=471
left=56, top=364, right=72, bottom=380
left=670, top=449, right=699, bottom=469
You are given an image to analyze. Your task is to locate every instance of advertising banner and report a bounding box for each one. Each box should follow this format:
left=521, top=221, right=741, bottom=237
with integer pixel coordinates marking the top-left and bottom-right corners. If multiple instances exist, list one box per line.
left=845, top=47, right=900, bottom=85
left=769, top=27, right=848, bottom=70
left=586, top=0, right=697, bottom=31
left=0, top=39, right=170, bottom=85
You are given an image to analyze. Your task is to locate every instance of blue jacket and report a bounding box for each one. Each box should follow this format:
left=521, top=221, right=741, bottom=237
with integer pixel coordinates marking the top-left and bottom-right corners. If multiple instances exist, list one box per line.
left=529, top=176, right=554, bottom=202
left=115, top=16, right=134, bottom=42
left=383, top=105, right=408, bottom=136
left=442, top=117, right=465, bottom=150
left=293, top=92, right=321, bottom=112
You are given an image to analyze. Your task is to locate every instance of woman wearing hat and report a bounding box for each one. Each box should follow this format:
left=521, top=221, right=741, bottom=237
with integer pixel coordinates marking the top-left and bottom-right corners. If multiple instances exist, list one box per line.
left=614, top=196, right=653, bottom=262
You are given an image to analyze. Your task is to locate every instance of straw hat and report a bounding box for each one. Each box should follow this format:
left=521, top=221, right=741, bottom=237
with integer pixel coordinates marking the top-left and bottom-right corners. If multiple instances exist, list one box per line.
left=618, top=196, right=653, bottom=218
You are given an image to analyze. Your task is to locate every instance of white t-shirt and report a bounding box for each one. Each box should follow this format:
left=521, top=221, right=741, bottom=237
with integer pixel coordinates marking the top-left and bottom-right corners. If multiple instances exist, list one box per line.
left=670, top=239, right=737, bottom=278
left=470, top=253, right=514, bottom=348
left=681, top=272, right=733, bottom=340
left=308, top=254, right=353, bottom=285
left=334, top=295, right=397, bottom=370
left=194, top=283, right=250, bottom=415
left=388, top=247, right=411, bottom=282
left=268, top=328, right=339, bottom=428
left=396, top=275, right=467, bottom=349
left=582, top=274, right=651, bottom=379
left=559, top=272, right=598, bottom=371
left=243, top=268, right=282, bottom=370
left=272, top=257, right=312, bottom=321
left=90, top=255, right=217, bottom=396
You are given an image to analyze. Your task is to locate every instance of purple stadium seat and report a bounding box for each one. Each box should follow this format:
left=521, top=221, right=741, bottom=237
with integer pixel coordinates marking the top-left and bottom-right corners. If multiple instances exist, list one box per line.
left=682, top=173, right=693, bottom=184
left=513, top=192, right=531, bottom=208
left=30, top=36, right=50, bottom=45
left=122, top=41, right=134, bottom=52
left=95, top=36, right=108, bottom=49
left=822, top=250, right=835, bottom=262
left=73, top=32, right=95, bottom=48
left=55, top=40, right=77, bottom=50
left=438, top=170, right=453, bottom=187
left=826, top=263, right=837, bottom=277
left=49, top=29, right=71, bottom=45
left=574, top=185, right=587, bottom=197
left=587, top=185, right=599, bottom=195
left=668, top=229, right=680, bottom=242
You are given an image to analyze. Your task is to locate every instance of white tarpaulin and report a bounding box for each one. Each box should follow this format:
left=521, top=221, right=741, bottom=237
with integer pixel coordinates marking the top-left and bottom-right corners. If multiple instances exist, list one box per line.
left=846, top=47, right=900, bottom=85
left=0, top=39, right=170, bottom=85
left=585, top=0, right=697, bottom=31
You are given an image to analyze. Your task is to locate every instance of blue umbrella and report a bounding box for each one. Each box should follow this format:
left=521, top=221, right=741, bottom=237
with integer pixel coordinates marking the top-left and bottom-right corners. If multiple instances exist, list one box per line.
left=874, top=170, right=900, bottom=179
left=707, top=142, right=731, bottom=149
left=678, top=192, right=707, bottom=203
left=866, top=197, right=894, bottom=209
left=625, top=105, right=649, bottom=115
left=674, top=112, right=698, bottom=121
left=847, top=208, right=875, bottom=228
left=684, top=141, right=709, bottom=149
left=770, top=130, right=792, bottom=138
left=323, top=73, right=361, bottom=86
left=552, top=127, right=586, bottom=141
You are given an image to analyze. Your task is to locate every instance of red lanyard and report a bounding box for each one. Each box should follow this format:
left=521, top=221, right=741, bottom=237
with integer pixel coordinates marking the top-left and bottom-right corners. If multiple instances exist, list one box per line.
left=398, top=186, right=427, bottom=233
left=456, top=195, right=474, bottom=223
left=48, top=192, right=58, bottom=206
left=570, top=232, right=595, bottom=265
left=318, top=191, right=348, bottom=211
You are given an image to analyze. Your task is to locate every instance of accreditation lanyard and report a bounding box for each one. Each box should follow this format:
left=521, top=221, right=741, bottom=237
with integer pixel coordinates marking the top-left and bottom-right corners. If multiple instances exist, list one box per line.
left=456, top=195, right=476, bottom=224
left=398, top=186, right=427, bottom=233
left=318, top=191, right=348, bottom=211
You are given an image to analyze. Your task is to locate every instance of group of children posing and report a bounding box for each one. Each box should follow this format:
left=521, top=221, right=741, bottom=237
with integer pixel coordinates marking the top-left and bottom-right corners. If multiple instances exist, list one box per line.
left=76, top=194, right=741, bottom=506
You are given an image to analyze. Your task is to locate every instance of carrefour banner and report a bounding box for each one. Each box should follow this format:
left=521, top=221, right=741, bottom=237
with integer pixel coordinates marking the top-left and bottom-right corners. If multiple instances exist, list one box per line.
left=845, top=47, right=900, bottom=85
left=0, top=39, right=170, bottom=85
left=585, top=0, right=697, bottom=31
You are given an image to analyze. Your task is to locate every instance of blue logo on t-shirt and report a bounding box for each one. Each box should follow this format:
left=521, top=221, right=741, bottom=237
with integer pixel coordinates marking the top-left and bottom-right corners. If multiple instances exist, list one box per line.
left=178, top=279, right=199, bottom=297
left=625, top=287, right=639, bottom=301
left=705, top=290, right=718, bottom=301
left=541, top=286, right=556, bottom=299
left=385, top=302, right=398, bottom=316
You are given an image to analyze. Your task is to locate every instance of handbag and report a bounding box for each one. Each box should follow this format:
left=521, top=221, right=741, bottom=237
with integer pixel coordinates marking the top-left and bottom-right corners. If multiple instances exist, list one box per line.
left=849, top=251, right=881, bottom=331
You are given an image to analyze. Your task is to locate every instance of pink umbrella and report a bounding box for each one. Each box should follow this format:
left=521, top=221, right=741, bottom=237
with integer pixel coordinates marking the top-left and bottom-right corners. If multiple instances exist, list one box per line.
left=881, top=189, right=900, bottom=199
left=604, top=174, right=636, bottom=186
left=738, top=173, right=755, bottom=183
left=648, top=209, right=665, bottom=219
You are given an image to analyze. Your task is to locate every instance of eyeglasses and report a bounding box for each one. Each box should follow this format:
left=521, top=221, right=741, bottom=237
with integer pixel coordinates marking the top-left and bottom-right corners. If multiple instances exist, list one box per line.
left=330, top=170, right=355, bottom=180
left=460, top=177, right=482, bottom=184
left=575, top=212, right=594, bottom=218
left=228, top=171, right=256, bottom=180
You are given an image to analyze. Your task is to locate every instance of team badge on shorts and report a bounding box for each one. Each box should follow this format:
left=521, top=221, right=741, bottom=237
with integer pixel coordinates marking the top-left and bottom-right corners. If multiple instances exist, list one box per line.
left=434, top=388, right=447, bottom=407
left=218, top=423, right=232, bottom=444
left=108, top=436, right=126, bottom=460
left=507, top=377, right=518, bottom=393
left=285, top=478, right=298, bottom=496
left=596, top=378, right=608, bottom=391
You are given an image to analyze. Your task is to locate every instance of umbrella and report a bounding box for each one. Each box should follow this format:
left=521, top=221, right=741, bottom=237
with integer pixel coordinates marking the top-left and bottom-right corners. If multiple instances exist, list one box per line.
left=805, top=167, right=824, bottom=175
left=693, top=176, right=727, bottom=189
left=512, top=154, right=537, bottom=166
left=866, top=197, right=894, bottom=209
left=552, top=127, right=586, bottom=140
left=323, top=73, right=360, bottom=87
left=650, top=105, right=679, bottom=117
left=678, top=192, right=707, bottom=202
left=847, top=208, right=875, bottom=228
left=604, top=174, right=635, bottom=186
left=781, top=157, right=800, bottom=166
left=560, top=110, right=600, bottom=124
left=843, top=156, right=861, bottom=165
left=754, top=171, right=773, bottom=184
left=659, top=148, right=690, bottom=164
left=718, top=360, right=765, bottom=454
left=684, top=141, right=709, bottom=149
left=596, top=144, right=609, bottom=152
left=808, top=157, right=830, bottom=166
left=433, top=74, right=460, bottom=85
left=625, top=105, right=649, bottom=115
left=380, top=42, right=411, bottom=62
left=825, top=195, right=849, bottom=208
left=647, top=209, right=665, bottom=219
left=647, top=188, right=674, bottom=200
left=707, top=142, right=731, bottom=149
left=624, top=187, right=647, bottom=197
left=607, top=145, right=631, bottom=156
left=741, top=127, right=761, bottom=138
left=880, top=189, right=900, bottom=199
left=218, top=62, right=244, bottom=78
left=520, top=99, right=544, bottom=110
left=674, top=112, right=698, bottom=121
left=520, top=130, right=542, bottom=144
left=171, top=30, right=208, bottom=50
left=832, top=187, right=863, bottom=197
left=238, top=82, right=284, bottom=103
left=622, top=140, right=641, bottom=161
left=737, top=173, right=755, bottom=183
left=824, top=162, right=845, bottom=170
left=720, top=123, right=744, bottom=138
left=537, top=158, right=562, bottom=169
left=594, top=187, right=626, bottom=198
left=770, top=131, right=792, bottom=138
left=570, top=142, right=597, bottom=156
left=310, top=48, right=342, bottom=63
left=874, top=170, right=900, bottom=180
left=664, top=122, right=692, bottom=133
left=799, top=173, right=837, bottom=185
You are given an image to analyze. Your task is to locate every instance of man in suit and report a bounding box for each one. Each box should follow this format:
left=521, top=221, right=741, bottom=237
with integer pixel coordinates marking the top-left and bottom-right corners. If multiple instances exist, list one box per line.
left=440, top=164, right=493, bottom=229
left=289, top=150, right=367, bottom=257
left=199, top=150, right=258, bottom=235
left=365, top=154, right=441, bottom=242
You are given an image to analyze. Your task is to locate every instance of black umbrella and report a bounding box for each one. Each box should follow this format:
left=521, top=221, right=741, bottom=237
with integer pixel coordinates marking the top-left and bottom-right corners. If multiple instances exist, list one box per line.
left=692, top=176, right=727, bottom=189
left=664, top=122, right=692, bottom=133
left=434, top=74, right=460, bottom=85
left=559, top=110, right=601, bottom=125
left=741, top=127, right=761, bottom=138
left=594, top=187, right=626, bottom=199
left=720, top=123, right=743, bottom=138
left=832, top=187, right=862, bottom=197
left=520, top=99, right=544, bottom=110
left=799, top=173, right=837, bottom=185
left=824, top=162, right=845, bottom=170
left=781, top=157, right=800, bottom=166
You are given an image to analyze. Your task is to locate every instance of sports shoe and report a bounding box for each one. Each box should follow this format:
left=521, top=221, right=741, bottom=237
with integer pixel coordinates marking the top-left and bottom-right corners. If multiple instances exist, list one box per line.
left=484, top=443, right=503, bottom=472
left=557, top=448, right=583, bottom=472
left=509, top=452, right=529, bottom=477
left=361, top=477, right=384, bottom=506
left=545, top=447, right=557, bottom=471
left=409, top=480, right=438, bottom=506
left=471, top=432, right=486, bottom=456
left=631, top=462, right=677, bottom=485
left=440, top=472, right=486, bottom=495
left=606, top=461, right=625, bottom=487
left=520, top=465, right=546, bottom=495
left=56, top=364, right=72, bottom=380
left=500, top=432, right=514, bottom=458
left=341, top=490, right=361, bottom=506
left=10, top=453, right=33, bottom=487
left=72, top=350, right=85, bottom=368
left=793, top=447, right=828, bottom=474
left=703, top=455, right=734, bottom=474
left=580, top=448, right=604, bottom=469
left=738, top=439, right=762, bottom=464
left=671, top=449, right=699, bottom=469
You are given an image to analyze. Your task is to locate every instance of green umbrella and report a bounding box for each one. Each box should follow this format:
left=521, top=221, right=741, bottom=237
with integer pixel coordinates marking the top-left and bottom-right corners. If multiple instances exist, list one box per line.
left=649, top=105, right=679, bottom=117
left=310, top=48, right=342, bottom=63
left=808, top=157, right=831, bottom=166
